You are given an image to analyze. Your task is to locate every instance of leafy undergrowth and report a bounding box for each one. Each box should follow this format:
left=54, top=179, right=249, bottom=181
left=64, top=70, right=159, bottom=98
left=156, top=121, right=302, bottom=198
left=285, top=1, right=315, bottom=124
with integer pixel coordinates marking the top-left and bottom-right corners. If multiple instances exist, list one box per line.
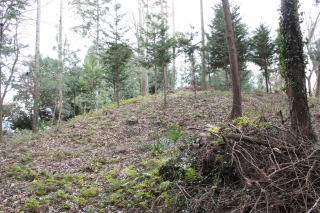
left=1, top=91, right=320, bottom=212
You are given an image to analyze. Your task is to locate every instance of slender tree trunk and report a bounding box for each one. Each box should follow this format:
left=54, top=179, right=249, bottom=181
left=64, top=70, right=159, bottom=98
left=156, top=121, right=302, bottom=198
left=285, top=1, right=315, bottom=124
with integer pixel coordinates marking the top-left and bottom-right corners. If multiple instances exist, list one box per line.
left=268, top=77, right=272, bottom=93
left=160, top=0, right=168, bottom=106
left=33, top=0, right=41, bottom=133
left=139, top=0, right=148, bottom=96
left=115, top=69, right=120, bottom=107
left=163, top=63, right=168, bottom=107
left=57, top=0, right=64, bottom=127
left=265, top=69, right=269, bottom=93
left=307, top=75, right=312, bottom=97
left=306, top=11, right=320, bottom=97
left=280, top=0, right=315, bottom=141
left=172, top=0, right=176, bottom=90
left=221, top=0, right=242, bottom=119
left=191, top=56, right=197, bottom=99
left=0, top=23, right=3, bottom=143
left=316, top=71, right=320, bottom=96
left=96, top=0, right=100, bottom=53
left=200, top=0, right=207, bottom=90
left=154, top=64, right=157, bottom=94
left=141, top=68, right=148, bottom=96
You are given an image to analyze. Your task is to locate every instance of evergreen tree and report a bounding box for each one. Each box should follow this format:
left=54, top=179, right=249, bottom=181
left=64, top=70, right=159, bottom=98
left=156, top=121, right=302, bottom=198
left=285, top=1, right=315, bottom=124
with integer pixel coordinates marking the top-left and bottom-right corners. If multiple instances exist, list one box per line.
left=249, top=24, right=275, bottom=93
left=101, top=2, right=132, bottom=106
left=206, top=3, right=250, bottom=90
left=142, top=13, right=173, bottom=106
left=70, top=0, right=111, bottom=52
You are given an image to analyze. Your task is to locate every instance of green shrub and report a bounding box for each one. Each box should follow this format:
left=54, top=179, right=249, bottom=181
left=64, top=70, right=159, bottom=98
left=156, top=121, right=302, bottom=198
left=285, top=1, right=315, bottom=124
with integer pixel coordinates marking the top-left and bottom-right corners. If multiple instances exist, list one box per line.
left=24, top=196, right=49, bottom=212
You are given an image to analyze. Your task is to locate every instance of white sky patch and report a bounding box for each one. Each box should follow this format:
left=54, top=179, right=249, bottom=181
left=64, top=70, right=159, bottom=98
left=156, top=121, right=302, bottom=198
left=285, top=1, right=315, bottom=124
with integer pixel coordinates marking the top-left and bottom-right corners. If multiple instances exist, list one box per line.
left=5, top=0, right=319, bottom=103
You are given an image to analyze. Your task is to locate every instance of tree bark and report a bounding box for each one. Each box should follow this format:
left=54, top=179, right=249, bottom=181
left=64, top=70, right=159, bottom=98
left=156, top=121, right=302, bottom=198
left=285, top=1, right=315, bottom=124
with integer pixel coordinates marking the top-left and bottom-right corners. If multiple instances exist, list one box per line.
left=264, top=69, right=269, bottom=93
left=307, top=75, right=312, bottom=97
left=306, top=11, right=320, bottom=97
left=280, top=0, right=315, bottom=141
left=221, top=0, right=242, bottom=119
left=154, top=64, right=157, bottom=94
left=316, top=71, right=320, bottom=96
left=141, top=67, right=148, bottom=96
left=0, top=23, right=3, bottom=143
left=139, top=0, right=148, bottom=96
left=115, top=69, right=120, bottom=107
left=96, top=0, right=100, bottom=53
left=57, top=0, right=64, bottom=126
left=163, top=63, right=168, bottom=107
left=160, top=0, right=168, bottom=106
left=200, top=0, right=207, bottom=90
left=172, top=0, right=176, bottom=90
left=33, top=0, right=41, bottom=133
left=191, top=56, right=197, bottom=99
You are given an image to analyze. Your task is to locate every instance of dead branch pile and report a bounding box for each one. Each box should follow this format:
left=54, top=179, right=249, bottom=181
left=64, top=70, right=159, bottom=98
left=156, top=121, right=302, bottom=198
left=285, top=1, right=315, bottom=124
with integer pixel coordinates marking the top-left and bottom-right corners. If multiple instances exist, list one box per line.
left=209, top=122, right=320, bottom=213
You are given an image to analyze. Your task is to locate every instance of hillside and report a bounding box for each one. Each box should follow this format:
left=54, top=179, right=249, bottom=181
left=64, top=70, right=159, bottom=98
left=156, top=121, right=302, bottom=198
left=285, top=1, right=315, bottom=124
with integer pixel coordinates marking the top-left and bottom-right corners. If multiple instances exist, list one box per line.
left=1, top=91, right=320, bottom=212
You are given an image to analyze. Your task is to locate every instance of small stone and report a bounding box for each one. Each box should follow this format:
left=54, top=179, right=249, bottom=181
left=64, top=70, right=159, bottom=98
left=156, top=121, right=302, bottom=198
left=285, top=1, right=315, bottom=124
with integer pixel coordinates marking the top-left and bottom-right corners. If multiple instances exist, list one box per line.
left=126, top=117, right=139, bottom=125
left=114, top=146, right=127, bottom=154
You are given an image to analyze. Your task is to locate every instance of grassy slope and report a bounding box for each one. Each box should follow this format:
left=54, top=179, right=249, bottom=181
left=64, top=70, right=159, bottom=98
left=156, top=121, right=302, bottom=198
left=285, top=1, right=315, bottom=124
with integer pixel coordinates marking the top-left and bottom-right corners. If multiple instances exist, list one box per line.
left=0, top=91, right=319, bottom=212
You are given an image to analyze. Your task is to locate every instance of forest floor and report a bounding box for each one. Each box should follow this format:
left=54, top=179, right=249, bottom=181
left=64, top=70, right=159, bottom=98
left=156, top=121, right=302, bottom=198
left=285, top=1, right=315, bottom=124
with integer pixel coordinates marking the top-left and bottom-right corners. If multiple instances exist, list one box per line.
left=1, top=90, right=320, bottom=213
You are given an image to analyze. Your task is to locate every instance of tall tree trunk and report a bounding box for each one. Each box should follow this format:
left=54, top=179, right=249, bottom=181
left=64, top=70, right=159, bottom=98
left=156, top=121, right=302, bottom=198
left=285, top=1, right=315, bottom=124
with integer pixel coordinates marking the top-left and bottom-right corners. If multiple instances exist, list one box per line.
left=265, top=69, right=269, bottom=93
left=33, top=0, right=41, bottom=133
left=306, top=11, right=320, bottom=97
left=163, top=63, right=168, bottom=107
left=154, top=64, right=157, bottom=94
left=0, top=23, right=3, bottom=143
left=172, top=0, right=176, bottom=90
left=141, top=67, right=148, bottom=96
left=307, top=75, right=312, bottom=97
left=200, top=0, right=207, bottom=90
left=221, top=0, right=242, bottom=119
left=160, top=0, right=168, bottom=106
left=316, top=71, right=320, bottom=96
left=268, top=77, right=272, bottom=93
left=280, top=0, right=315, bottom=141
left=139, top=0, right=148, bottom=96
left=115, top=68, right=120, bottom=107
left=96, top=0, right=100, bottom=53
left=191, top=56, right=197, bottom=99
left=57, top=0, right=64, bottom=126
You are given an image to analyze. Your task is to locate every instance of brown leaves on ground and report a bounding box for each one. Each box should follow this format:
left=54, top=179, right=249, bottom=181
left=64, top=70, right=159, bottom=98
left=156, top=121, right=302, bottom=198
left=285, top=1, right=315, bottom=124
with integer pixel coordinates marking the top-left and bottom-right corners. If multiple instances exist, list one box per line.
left=0, top=91, right=319, bottom=212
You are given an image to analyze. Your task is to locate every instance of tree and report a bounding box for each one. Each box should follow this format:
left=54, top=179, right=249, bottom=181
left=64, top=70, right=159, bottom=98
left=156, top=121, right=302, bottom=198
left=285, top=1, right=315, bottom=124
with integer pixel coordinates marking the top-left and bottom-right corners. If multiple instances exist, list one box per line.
left=57, top=0, right=64, bottom=127
left=280, top=0, right=315, bottom=140
left=221, top=0, right=242, bottom=119
left=101, top=2, right=132, bottom=106
left=178, top=29, right=199, bottom=99
left=14, top=57, right=59, bottom=126
left=102, top=43, right=132, bottom=106
left=144, top=14, right=173, bottom=106
left=249, top=24, right=275, bottom=93
left=137, top=0, right=149, bottom=96
left=32, top=0, right=41, bottom=133
left=207, top=3, right=250, bottom=91
left=171, top=0, right=176, bottom=90
left=305, top=9, right=320, bottom=96
left=81, top=53, right=103, bottom=109
left=200, top=0, right=207, bottom=90
left=70, top=0, right=110, bottom=53
left=0, top=0, right=27, bottom=142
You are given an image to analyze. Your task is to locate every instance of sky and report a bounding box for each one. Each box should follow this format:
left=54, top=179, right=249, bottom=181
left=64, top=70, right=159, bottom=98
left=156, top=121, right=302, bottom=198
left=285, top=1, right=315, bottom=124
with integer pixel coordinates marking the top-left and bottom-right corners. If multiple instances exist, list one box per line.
left=5, top=0, right=320, bottom=102
left=20, top=0, right=319, bottom=58
left=21, top=0, right=285, bottom=59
